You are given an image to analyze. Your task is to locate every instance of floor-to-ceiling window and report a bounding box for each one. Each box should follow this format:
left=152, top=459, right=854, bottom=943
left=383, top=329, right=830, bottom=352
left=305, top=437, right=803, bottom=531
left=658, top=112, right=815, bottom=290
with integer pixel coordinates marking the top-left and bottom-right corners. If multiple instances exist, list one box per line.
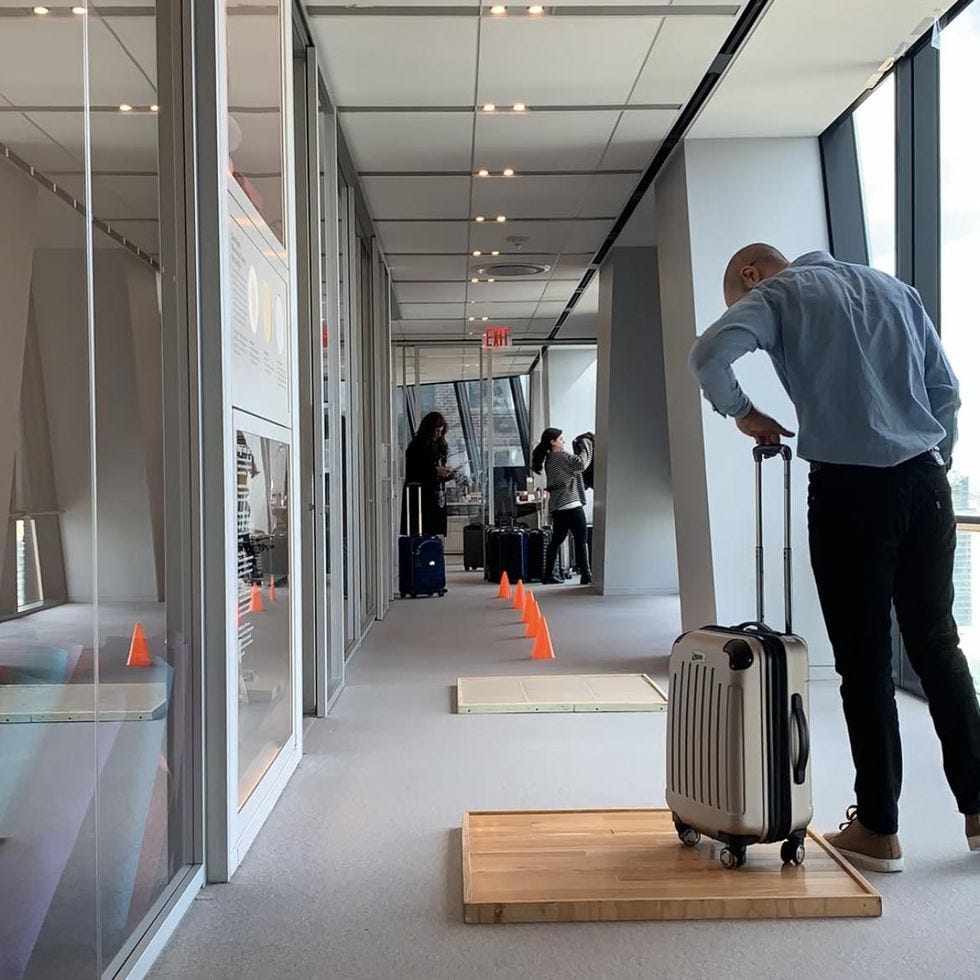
left=0, top=2, right=197, bottom=975
left=853, top=74, right=897, bottom=274
left=940, top=0, right=980, bottom=691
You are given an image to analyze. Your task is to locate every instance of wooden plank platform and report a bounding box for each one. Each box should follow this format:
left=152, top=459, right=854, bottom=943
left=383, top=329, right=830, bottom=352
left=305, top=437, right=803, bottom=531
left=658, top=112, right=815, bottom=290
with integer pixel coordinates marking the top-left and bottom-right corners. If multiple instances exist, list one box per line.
left=0, top=682, right=169, bottom=723
left=462, top=808, right=881, bottom=923
left=456, top=674, right=668, bottom=714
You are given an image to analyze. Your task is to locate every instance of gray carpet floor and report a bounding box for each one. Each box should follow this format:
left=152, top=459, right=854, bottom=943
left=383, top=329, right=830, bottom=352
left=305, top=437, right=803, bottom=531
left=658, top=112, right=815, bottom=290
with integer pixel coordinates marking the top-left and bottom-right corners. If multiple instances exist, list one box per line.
left=150, top=572, right=980, bottom=980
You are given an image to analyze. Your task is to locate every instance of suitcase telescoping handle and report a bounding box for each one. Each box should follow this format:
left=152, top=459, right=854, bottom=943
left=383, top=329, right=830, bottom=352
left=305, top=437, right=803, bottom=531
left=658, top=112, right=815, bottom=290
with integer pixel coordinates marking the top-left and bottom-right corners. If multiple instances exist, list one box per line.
left=405, top=482, right=424, bottom=537
left=752, top=444, right=793, bottom=634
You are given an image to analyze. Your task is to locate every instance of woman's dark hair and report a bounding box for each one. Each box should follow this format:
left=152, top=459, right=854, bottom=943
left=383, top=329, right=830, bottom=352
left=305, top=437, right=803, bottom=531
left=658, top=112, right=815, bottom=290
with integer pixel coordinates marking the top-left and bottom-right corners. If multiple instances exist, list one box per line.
left=531, top=427, right=562, bottom=474
left=413, top=411, right=449, bottom=461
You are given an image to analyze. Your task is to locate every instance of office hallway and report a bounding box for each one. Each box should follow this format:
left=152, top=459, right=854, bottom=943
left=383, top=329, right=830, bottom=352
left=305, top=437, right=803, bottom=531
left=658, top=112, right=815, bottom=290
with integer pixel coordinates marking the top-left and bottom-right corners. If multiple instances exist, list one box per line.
left=151, top=572, right=980, bottom=980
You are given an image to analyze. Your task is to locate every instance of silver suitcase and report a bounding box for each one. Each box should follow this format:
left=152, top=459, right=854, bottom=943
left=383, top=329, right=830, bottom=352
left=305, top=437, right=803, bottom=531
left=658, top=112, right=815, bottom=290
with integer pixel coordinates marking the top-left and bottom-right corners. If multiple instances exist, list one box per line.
left=666, top=445, right=813, bottom=869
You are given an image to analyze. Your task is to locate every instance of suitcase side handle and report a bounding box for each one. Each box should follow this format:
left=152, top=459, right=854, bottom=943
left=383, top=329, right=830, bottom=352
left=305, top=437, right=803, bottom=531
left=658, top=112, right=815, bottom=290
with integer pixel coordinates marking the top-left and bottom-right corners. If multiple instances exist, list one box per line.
left=791, top=692, right=810, bottom=785
left=753, top=444, right=793, bottom=634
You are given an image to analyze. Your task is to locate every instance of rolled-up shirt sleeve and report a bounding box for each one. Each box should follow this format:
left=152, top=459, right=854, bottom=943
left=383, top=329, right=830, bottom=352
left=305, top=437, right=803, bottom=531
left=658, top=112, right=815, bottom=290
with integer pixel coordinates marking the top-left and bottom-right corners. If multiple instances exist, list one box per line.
left=688, top=290, right=781, bottom=419
left=919, top=308, right=960, bottom=466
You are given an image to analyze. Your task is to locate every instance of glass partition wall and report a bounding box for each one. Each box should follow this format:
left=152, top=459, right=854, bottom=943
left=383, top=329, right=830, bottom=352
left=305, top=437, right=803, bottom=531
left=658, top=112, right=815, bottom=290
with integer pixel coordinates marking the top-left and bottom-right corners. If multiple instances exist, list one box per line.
left=0, top=1, right=198, bottom=976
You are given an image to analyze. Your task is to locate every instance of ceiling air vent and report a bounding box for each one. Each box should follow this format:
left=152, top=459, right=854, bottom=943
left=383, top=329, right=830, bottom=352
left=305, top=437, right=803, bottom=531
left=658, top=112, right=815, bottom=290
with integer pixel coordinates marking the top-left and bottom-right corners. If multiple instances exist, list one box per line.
left=478, top=262, right=551, bottom=277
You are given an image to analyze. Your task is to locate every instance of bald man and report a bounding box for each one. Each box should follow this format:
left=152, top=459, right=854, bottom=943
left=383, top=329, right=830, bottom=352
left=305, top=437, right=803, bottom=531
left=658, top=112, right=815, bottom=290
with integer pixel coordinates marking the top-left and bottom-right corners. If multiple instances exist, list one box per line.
left=689, top=245, right=980, bottom=873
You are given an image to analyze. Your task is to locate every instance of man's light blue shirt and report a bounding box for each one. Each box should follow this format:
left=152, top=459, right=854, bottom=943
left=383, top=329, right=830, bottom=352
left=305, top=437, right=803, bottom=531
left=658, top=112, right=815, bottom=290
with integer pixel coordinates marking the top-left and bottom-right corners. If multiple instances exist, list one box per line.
left=689, top=251, right=960, bottom=467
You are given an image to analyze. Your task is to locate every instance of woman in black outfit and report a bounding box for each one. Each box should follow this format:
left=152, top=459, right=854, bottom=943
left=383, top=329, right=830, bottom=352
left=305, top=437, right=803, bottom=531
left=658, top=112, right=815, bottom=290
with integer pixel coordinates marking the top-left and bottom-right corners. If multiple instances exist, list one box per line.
left=531, top=427, right=593, bottom=586
left=401, top=411, right=456, bottom=536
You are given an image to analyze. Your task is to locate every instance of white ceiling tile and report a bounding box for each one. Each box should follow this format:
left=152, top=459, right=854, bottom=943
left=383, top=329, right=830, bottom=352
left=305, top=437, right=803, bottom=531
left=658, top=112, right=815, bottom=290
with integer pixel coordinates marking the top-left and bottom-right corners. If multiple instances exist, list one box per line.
left=466, top=280, right=546, bottom=303
left=389, top=254, right=469, bottom=280
left=101, top=16, right=158, bottom=81
left=87, top=18, right=157, bottom=107
left=0, top=113, right=81, bottom=172
left=470, top=218, right=611, bottom=255
left=399, top=302, right=467, bottom=319
left=395, top=281, right=467, bottom=303
left=535, top=301, right=570, bottom=318
left=600, top=109, right=674, bottom=169
left=474, top=110, right=621, bottom=171
left=374, top=220, right=470, bottom=253
left=465, top=301, right=543, bottom=319
left=542, top=279, right=578, bottom=302
left=631, top=16, right=736, bottom=105
left=340, top=112, right=473, bottom=171
left=227, top=13, right=283, bottom=109
left=478, top=17, right=663, bottom=105
left=553, top=254, right=594, bottom=280
left=0, top=20, right=87, bottom=106
left=362, top=175, right=471, bottom=219
left=471, top=174, right=625, bottom=219
left=310, top=17, right=477, bottom=106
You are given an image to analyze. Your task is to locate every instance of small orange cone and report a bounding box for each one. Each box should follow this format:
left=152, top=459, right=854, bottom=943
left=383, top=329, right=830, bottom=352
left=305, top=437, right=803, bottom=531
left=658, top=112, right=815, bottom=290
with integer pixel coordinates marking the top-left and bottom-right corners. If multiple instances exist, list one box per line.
left=511, top=580, right=526, bottom=612
left=524, top=598, right=540, bottom=638
left=127, top=623, right=152, bottom=667
left=268, top=575, right=277, bottom=602
left=497, top=571, right=512, bottom=600
left=531, top=616, right=555, bottom=660
left=521, top=590, right=535, bottom=624
left=249, top=582, right=264, bottom=613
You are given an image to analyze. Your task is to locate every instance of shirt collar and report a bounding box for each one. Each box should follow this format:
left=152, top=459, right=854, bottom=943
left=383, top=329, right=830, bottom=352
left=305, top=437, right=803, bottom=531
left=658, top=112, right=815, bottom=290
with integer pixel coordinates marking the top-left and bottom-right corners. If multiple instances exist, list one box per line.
left=790, top=250, right=835, bottom=267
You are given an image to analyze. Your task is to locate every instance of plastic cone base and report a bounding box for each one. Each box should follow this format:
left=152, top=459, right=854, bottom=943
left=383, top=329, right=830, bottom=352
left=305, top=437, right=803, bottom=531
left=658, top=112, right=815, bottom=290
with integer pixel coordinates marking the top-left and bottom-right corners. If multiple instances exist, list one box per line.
left=497, top=571, right=512, bottom=600
left=512, top=580, right=526, bottom=611
left=127, top=623, right=152, bottom=668
left=250, top=582, right=265, bottom=613
left=531, top=618, right=555, bottom=660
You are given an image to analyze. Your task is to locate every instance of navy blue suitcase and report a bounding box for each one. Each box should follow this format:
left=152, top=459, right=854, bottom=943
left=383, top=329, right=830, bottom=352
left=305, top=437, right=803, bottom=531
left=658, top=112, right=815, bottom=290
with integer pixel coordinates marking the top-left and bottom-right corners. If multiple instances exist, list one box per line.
left=399, top=483, right=446, bottom=598
left=485, top=524, right=529, bottom=584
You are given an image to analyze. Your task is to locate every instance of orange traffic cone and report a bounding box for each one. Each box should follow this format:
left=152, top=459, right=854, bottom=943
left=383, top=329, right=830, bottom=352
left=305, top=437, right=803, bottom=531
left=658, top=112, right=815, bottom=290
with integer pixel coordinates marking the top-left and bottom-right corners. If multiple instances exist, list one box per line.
left=497, top=571, right=512, bottom=600
left=249, top=582, right=264, bottom=613
left=521, top=590, right=535, bottom=624
left=524, top=597, right=540, bottom=638
left=268, top=575, right=277, bottom=602
left=511, top=579, right=526, bottom=612
left=531, top=616, right=555, bottom=660
left=127, top=623, right=152, bottom=667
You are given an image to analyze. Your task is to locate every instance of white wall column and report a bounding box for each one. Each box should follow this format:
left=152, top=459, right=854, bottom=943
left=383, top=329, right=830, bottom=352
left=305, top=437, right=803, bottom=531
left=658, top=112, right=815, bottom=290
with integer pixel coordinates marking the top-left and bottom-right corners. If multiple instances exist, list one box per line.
left=593, top=246, right=677, bottom=596
left=656, top=138, right=833, bottom=667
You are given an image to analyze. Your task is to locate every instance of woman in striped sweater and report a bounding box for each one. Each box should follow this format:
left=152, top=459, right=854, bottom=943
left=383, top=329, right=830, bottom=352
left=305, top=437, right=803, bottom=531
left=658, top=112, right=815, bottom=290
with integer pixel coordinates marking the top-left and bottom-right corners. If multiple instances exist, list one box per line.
left=531, top=427, right=593, bottom=586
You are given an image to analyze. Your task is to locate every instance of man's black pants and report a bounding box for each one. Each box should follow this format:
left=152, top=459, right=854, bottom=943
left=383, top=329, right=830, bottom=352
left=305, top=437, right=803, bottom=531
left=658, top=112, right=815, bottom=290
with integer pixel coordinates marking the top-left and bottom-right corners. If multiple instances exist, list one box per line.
left=808, top=453, right=980, bottom=834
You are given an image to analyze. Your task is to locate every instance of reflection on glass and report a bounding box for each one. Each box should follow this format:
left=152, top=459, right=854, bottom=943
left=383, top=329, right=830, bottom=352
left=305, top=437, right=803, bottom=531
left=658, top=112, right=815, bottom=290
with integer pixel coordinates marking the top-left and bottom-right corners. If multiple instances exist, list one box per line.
left=236, top=429, right=292, bottom=808
left=338, top=179, right=355, bottom=651
left=226, top=0, right=285, bottom=245
left=854, top=74, right=897, bottom=274
left=940, top=5, right=980, bottom=689
left=358, top=238, right=377, bottom=626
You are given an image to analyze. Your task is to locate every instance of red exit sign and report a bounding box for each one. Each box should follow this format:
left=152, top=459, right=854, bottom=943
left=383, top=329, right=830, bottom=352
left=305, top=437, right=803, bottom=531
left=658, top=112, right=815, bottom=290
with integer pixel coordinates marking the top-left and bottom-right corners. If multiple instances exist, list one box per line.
left=482, top=326, right=511, bottom=349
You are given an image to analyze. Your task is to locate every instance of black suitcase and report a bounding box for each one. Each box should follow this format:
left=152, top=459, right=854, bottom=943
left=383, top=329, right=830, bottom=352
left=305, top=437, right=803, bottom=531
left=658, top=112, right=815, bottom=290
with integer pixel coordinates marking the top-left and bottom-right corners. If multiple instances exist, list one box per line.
left=398, top=484, right=446, bottom=598
left=485, top=523, right=529, bottom=584
left=463, top=523, right=485, bottom=571
left=527, top=527, right=553, bottom=583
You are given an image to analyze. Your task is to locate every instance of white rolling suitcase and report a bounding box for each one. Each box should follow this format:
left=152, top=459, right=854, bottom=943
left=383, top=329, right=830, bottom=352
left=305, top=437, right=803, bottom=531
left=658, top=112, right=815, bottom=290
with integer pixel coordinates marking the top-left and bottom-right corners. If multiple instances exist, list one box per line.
left=666, top=444, right=813, bottom=869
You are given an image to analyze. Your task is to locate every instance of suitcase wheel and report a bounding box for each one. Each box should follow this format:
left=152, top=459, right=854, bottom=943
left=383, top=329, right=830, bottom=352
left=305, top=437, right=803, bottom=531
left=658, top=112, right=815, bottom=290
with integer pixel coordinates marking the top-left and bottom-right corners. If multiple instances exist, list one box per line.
left=678, top=826, right=701, bottom=848
left=780, top=839, right=806, bottom=867
left=720, top=846, right=747, bottom=870
left=438, top=590, right=446, bottom=597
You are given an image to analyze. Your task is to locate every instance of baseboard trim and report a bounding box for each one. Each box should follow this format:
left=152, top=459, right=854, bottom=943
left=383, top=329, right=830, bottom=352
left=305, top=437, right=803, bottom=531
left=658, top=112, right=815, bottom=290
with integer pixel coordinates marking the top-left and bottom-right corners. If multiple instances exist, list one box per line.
left=593, top=587, right=680, bottom=597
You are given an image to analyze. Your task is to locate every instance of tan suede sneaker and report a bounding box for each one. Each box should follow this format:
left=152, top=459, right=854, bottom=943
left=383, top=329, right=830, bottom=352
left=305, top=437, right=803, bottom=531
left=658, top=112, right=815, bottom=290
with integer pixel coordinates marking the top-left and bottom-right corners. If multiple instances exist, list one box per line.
left=825, top=806, right=904, bottom=873
left=966, top=814, right=980, bottom=853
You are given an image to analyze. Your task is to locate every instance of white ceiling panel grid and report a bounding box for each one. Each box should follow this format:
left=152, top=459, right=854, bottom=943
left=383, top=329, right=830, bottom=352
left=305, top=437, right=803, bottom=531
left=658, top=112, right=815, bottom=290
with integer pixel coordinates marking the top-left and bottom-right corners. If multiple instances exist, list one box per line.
left=599, top=108, right=675, bottom=169
left=340, top=112, right=474, bottom=171
left=471, top=173, right=626, bottom=219
left=477, top=17, right=664, bottom=105
left=469, top=218, right=613, bottom=256
left=394, top=281, right=468, bottom=303
left=466, top=280, right=547, bottom=303
left=389, top=253, right=469, bottom=280
left=362, top=175, right=471, bottom=219
left=311, top=18, right=478, bottom=106
left=374, top=219, right=470, bottom=254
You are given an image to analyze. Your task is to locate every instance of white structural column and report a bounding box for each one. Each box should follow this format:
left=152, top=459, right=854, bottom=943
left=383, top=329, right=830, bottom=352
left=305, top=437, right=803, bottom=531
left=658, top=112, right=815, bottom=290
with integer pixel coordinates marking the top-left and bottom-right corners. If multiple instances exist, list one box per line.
left=0, top=166, right=38, bottom=608
left=593, top=246, right=678, bottom=596
left=655, top=138, right=833, bottom=666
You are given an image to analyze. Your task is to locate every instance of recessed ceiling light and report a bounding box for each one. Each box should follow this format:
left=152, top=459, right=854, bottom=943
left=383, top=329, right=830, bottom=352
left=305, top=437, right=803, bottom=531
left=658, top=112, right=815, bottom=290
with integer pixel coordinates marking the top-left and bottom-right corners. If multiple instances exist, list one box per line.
left=490, top=4, right=506, bottom=13
left=512, top=103, right=527, bottom=113
left=469, top=316, right=476, bottom=322
left=33, top=5, right=49, bottom=13
left=482, top=103, right=496, bottom=113
left=488, top=278, right=496, bottom=283
left=471, top=277, right=479, bottom=283
left=472, top=250, right=482, bottom=256
left=477, top=169, right=489, bottom=177
left=528, top=4, right=544, bottom=14
left=482, top=316, right=489, bottom=321
left=150, top=104, right=160, bottom=112
left=496, top=215, right=507, bottom=222
left=475, top=216, right=486, bottom=223
left=119, top=103, right=133, bottom=112
left=491, top=250, right=500, bottom=256
left=502, top=168, right=515, bottom=177
left=72, top=5, right=87, bottom=13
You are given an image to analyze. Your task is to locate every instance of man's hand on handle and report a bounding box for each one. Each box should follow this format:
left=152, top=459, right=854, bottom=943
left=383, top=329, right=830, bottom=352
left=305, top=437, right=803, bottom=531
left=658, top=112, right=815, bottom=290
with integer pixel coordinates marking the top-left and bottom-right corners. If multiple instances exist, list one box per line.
left=735, top=407, right=795, bottom=446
